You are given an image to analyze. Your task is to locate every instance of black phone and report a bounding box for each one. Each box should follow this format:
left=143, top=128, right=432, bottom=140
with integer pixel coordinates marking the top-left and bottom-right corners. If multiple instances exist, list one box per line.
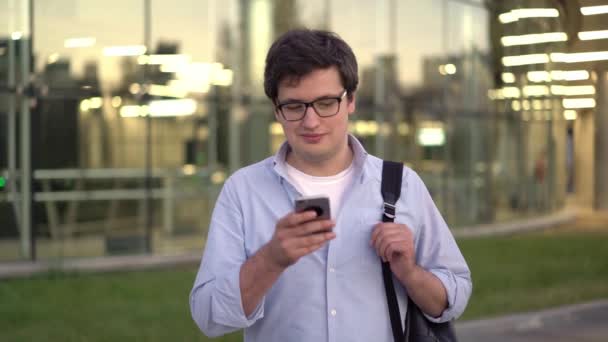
left=294, top=195, right=331, bottom=220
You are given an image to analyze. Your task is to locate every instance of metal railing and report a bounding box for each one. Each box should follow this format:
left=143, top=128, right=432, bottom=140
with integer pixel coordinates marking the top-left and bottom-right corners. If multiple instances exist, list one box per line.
left=1, top=167, right=223, bottom=239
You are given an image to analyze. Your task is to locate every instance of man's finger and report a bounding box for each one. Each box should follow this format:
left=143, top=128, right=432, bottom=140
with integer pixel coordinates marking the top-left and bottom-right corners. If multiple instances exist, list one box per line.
left=370, top=222, right=383, bottom=245
left=298, top=240, right=329, bottom=256
left=370, top=222, right=399, bottom=245
left=381, top=237, right=407, bottom=262
left=278, top=211, right=318, bottom=228
left=294, top=231, right=336, bottom=249
left=373, top=229, right=402, bottom=256
left=294, top=219, right=335, bottom=236
left=371, top=222, right=411, bottom=245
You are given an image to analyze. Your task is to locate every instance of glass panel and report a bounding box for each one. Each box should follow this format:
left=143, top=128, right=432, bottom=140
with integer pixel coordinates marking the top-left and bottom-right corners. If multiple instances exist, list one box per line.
left=443, top=2, right=494, bottom=225
left=23, top=0, right=245, bottom=260
left=393, top=0, right=448, bottom=215
left=493, top=113, right=525, bottom=221
left=294, top=0, right=329, bottom=29
left=491, top=0, right=568, bottom=220
left=0, top=0, right=30, bottom=261
left=29, top=0, right=146, bottom=259
left=330, top=0, right=397, bottom=158
left=148, top=0, right=238, bottom=254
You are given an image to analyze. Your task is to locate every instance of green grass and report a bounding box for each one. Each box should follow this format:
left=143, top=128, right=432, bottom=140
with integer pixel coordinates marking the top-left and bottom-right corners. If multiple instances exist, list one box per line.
left=0, top=267, right=242, bottom=342
left=1, top=229, right=607, bottom=341
left=459, top=229, right=608, bottom=320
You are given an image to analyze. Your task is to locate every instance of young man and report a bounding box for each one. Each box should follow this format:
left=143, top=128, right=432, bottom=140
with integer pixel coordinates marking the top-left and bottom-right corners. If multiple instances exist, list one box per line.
left=190, top=29, right=471, bottom=342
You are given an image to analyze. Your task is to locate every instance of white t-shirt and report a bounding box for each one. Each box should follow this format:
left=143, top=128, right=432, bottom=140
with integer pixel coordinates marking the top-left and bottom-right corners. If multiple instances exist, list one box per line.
left=285, top=162, right=355, bottom=220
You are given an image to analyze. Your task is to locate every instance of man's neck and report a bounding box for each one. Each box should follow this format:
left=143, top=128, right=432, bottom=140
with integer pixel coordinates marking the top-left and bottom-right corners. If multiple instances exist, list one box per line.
left=286, top=144, right=354, bottom=177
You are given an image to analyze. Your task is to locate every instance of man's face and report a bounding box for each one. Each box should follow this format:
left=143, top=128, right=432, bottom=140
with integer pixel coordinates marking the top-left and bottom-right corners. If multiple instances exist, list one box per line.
left=274, top=66, right=355, bottom=166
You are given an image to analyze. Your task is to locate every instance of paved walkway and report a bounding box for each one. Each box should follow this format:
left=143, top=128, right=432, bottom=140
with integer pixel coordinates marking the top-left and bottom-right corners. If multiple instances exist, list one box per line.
left=454, top=207, right=578, bottom=238
left=0, top=252, right=201, bottom=279
left=456, top=300, right=608, bottom=342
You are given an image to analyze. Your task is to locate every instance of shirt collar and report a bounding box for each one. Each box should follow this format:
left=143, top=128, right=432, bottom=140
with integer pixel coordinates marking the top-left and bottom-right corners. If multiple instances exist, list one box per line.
left=272, top=134, right=369, bottom=183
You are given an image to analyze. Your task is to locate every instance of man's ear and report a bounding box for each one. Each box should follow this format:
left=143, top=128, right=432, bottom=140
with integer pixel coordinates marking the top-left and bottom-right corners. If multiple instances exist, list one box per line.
left=347, top=93, right=356, bottom=115
left=273, top=104, right=282, bottom=121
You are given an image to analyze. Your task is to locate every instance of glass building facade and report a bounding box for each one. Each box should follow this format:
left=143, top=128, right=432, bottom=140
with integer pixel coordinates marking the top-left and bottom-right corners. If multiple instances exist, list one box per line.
left=4, top=0, right=602, bottom=262
left=490, top=0, right=608, bottom=216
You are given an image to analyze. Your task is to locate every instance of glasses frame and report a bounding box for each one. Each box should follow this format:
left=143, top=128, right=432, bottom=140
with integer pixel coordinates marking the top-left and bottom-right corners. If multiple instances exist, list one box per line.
left=276, top=90, right=347, bottom=122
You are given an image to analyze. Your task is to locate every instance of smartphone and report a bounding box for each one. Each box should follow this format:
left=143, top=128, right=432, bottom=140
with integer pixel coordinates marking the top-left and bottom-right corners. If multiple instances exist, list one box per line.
left=294, top=195, right=331, bottom=220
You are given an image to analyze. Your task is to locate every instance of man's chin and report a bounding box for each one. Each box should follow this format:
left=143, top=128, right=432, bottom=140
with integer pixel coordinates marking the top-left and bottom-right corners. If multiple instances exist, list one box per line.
left=293, top=147, right=332, bottom=164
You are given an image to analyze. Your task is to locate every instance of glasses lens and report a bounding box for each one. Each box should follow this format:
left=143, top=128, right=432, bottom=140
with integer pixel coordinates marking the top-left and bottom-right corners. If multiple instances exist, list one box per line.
left=281, top=103, right=306, bottom=120
left=313, top=98, right=340, bottom=117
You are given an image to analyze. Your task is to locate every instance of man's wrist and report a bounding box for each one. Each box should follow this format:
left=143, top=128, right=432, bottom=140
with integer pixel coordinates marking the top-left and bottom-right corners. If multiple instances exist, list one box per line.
left=256, top=244, right=287, bottom=275
left=396, top=264, right=423, bottom=288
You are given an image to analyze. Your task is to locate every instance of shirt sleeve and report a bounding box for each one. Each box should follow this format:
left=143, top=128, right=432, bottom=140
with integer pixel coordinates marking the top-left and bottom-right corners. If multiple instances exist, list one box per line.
left=190, top=176, right=265, bottom=337
left=404, top=169, right=473, bottom=323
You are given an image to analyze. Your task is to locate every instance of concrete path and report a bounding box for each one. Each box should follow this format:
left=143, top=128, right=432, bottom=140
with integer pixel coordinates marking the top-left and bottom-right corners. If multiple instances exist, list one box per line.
left=456, top=300, right=608, bottom=342
left=0, top=252, right=201, bottom=279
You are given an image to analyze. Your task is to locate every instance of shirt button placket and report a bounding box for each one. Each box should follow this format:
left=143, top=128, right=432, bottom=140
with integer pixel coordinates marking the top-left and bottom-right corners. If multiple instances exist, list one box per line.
left=327, top=245, right=337, bottom=342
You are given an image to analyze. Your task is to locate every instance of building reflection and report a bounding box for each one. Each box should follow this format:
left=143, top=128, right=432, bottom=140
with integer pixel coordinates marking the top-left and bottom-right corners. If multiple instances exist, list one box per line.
left=0, top=0, right=607, bottom=261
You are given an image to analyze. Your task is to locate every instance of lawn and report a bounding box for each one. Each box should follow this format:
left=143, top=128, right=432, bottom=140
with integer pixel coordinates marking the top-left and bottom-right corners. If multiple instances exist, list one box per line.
left=1, top=228, right=607, bottom=341
left=458, top=228, right=608, bottom=320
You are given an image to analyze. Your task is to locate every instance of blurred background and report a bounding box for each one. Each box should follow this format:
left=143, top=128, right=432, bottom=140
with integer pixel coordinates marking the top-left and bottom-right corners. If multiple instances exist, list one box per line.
left=1, top=1, right=608, bottom=341
left=2, top=0, right=608, bottom=262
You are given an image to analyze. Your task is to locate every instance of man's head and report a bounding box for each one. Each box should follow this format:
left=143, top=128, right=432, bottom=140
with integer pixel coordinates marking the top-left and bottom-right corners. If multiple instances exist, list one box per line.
left=264, top=29, right=359, bottom=173
left=264, top=29, right=358, bottom=103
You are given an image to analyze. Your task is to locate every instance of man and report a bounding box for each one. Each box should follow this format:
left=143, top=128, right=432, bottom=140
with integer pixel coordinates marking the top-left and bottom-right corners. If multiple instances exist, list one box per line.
left=190, top=29, right=472, bottom=341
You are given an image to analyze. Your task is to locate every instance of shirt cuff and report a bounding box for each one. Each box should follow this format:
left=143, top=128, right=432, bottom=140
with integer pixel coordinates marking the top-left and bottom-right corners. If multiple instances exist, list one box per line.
left=212, top=266, right=265, bottom=328
left=423, top=269, right=456, bottom=323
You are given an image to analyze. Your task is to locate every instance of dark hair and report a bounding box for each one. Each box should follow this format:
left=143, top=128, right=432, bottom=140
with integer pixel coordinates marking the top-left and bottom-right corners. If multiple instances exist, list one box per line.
left=264, top=29, right=358, bottom=102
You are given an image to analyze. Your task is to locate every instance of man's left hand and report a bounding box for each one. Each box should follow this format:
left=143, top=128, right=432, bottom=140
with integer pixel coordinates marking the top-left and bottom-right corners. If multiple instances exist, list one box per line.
left=370, top=222, right=416, bottom=279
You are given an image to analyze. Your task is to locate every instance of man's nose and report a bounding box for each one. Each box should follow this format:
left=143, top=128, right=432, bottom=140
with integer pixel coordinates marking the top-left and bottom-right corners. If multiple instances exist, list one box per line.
left=301, top=105, right=320, bottom=127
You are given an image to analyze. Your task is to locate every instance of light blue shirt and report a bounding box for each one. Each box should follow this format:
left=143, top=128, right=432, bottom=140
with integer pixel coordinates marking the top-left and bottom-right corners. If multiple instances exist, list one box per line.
left=190, top=135, right=472, bottom=342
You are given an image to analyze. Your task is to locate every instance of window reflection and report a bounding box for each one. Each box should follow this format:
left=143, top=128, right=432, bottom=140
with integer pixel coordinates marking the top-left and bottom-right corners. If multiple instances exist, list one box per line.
left=0, top=0, right=574, bottom=261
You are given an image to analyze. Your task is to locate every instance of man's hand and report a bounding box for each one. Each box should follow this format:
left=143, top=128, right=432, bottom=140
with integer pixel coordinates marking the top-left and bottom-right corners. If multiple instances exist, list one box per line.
left=262, top=211, right=336, bottom=271
left=370, top=222, right=416, bottom=280
left=240, top=211, right=335, bottom=316
left=370, top=222, right=449, bottom=317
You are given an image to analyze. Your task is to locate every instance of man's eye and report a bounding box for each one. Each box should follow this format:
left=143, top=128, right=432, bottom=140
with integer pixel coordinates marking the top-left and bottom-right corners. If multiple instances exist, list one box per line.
left=315, top=99, right=335, bottom=108
left=284, top=104, right=305, bottom=111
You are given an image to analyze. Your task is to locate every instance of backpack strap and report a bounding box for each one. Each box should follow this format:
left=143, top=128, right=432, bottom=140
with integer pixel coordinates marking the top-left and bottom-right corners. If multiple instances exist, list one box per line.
left=381, top=160, right=405, bottom=342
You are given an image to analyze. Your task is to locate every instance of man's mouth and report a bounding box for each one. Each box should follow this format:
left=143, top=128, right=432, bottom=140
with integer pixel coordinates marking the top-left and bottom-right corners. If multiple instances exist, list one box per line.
left=300, top=133, right=325, bottom=143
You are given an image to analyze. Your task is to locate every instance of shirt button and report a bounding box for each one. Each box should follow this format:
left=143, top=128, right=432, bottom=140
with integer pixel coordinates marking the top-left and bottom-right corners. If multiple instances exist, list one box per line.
left=330, top=309, right=337, bottom=316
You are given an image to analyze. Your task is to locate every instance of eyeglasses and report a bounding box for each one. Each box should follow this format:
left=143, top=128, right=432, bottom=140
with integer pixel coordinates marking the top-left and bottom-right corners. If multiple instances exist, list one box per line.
left=276, top=90, right=347, bottom=121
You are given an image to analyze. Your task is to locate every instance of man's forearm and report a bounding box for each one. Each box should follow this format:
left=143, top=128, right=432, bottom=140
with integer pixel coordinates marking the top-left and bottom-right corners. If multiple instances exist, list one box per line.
left=395, top=266, right=448, bottom=318
left=239, top=245, right=284, bottom=317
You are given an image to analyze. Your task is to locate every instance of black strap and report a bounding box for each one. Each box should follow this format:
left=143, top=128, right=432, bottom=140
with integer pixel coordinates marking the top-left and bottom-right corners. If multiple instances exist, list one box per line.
left=381, top=161, right=405, bottom=342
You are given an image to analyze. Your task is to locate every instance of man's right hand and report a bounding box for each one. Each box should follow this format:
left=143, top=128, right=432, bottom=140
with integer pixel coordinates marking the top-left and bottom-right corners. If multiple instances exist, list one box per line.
left=240, top=211, right=335, bottom=316
left=262, top=211, right=336, bottom=271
